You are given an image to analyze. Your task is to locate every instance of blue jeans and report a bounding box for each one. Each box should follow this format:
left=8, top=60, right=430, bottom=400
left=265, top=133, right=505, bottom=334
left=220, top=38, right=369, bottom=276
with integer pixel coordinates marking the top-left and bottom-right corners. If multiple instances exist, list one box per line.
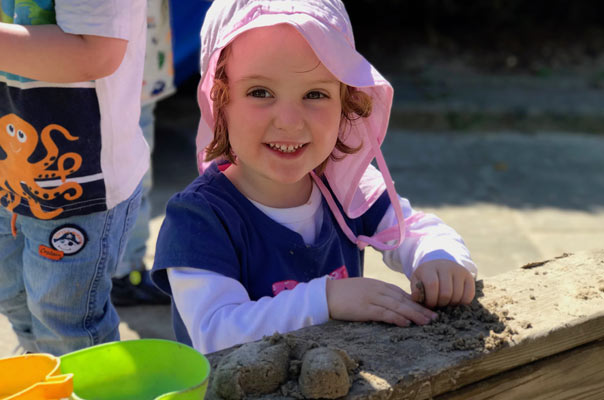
left=115, top=102, right=155, bottom=277
left=0, top=183, right=142, bottom=355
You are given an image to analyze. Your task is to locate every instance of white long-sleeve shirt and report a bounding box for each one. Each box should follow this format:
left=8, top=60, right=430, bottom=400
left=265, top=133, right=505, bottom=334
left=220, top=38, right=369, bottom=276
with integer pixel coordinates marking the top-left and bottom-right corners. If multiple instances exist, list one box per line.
left=168, top=183, right=476, bottom=354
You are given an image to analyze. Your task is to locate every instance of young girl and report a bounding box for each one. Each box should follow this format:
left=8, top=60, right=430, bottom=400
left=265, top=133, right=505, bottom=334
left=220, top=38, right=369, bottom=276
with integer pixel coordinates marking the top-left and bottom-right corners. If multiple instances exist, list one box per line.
left=152, top=0, right=477, bottom=354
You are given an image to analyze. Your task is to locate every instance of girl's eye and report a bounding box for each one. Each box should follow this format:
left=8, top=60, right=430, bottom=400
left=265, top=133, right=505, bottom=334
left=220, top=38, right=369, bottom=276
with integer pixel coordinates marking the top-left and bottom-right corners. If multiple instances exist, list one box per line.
left=305, top=91, right=327, bottom=100
left=248, top=89, right=272, bottom=98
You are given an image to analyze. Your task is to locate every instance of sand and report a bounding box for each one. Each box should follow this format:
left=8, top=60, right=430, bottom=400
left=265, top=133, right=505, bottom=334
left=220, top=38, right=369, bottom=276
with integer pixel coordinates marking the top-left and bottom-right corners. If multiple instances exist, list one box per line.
left=211, top=335, right=357, bottom=399
left=206, top=250, right=604, bottom=399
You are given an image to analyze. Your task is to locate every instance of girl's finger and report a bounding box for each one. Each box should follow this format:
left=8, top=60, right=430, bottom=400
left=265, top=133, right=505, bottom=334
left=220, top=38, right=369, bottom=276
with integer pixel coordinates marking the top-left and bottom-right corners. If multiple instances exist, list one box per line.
left=368, top=304, right=410, bottom=327
left=373, top=292, right=436, bottom=325
left=461, top=277, right=476, bottom=304
left=392, top=302, right=435, bottom=325
left=450, top=272, right=465, bottom=305
left=383, top=283, right=438, bottom=320
left=409, top=275, right=423, bottom=303
left=422, top=271, right=440, bottom=309
left=404, top=296, right=439, bottom=320
left=436, top=268, right=453, bottom=307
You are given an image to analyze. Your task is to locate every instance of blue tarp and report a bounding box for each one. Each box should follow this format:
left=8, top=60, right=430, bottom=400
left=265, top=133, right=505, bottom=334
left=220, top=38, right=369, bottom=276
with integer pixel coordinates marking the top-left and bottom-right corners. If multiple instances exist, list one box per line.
left=169, top=0, right=212, bottom=86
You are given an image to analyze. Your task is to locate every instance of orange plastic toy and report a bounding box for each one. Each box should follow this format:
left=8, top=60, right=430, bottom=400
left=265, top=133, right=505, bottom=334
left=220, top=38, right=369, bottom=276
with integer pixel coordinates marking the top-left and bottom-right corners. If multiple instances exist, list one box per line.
left=0, top=353, right=73, bottom=400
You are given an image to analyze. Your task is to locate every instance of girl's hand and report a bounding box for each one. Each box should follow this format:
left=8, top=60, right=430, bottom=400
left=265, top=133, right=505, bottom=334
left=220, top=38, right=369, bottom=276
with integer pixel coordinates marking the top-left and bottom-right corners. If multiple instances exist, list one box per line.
left=326, top=277, right=438, bottom=327
left=411, top=260, right=475, bottom=308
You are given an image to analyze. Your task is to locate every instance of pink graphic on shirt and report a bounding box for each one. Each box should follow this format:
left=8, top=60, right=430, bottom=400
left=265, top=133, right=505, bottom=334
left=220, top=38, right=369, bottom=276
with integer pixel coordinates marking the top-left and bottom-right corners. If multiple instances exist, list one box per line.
left=328, top=265, right=349, bottom=280
left=271, top=280, right=299, bottom=295
left=272, top=266, right=349, bottom=295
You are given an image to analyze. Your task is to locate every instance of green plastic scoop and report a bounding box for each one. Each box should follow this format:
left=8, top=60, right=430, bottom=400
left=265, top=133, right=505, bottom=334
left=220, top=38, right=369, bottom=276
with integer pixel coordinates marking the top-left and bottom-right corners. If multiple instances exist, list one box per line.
left=60, top=339, right=210, bottom=400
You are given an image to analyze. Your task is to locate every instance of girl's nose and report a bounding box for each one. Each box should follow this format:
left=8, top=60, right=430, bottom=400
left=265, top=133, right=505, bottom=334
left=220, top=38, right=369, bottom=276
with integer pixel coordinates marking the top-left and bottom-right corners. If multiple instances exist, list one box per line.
left=273, top=101, right=304, bottom=132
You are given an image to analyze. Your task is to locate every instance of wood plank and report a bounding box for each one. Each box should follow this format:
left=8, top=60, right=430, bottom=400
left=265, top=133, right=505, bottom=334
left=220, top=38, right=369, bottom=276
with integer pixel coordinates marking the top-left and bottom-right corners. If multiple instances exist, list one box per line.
left=437, top=339, right=604, bottom=400
left=205, top=250, right=604, bottom=399
left=414, top=312, right=604, bottom=399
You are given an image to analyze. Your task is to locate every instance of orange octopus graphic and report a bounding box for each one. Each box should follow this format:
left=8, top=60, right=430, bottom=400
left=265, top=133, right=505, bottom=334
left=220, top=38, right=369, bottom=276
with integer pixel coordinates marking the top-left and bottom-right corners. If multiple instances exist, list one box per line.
left=0, top=113, right=83, bottom=219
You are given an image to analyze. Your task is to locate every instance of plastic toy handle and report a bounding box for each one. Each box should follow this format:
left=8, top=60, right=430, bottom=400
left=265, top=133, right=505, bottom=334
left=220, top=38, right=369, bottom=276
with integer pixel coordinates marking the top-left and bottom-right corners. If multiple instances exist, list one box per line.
left=33, top=373, right=74, bottom=400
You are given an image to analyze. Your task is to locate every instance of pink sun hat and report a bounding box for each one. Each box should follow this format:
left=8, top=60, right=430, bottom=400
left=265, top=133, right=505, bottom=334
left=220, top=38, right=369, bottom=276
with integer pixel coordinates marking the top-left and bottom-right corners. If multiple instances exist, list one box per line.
left=195, top=0, right=407, bottom=250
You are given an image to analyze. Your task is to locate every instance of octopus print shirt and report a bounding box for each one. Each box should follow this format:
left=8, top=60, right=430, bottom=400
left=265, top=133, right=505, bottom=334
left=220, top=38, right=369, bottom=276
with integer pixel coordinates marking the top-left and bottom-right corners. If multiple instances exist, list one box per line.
left=0, top=0, right=148, bottom=220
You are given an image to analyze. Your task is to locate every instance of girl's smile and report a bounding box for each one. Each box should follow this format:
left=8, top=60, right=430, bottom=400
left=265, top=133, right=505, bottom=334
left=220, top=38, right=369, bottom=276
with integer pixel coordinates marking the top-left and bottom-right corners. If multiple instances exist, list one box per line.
left=265, top=142, right=307, bottom=154
left=222, top=24, right=342, bottom=208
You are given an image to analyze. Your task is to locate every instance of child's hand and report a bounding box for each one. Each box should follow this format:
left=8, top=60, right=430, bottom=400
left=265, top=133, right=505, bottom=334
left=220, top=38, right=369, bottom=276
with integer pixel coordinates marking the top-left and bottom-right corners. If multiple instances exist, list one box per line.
left=326, top=277, right=438, bottom=327
left=411, top=260, right=475, bottom=308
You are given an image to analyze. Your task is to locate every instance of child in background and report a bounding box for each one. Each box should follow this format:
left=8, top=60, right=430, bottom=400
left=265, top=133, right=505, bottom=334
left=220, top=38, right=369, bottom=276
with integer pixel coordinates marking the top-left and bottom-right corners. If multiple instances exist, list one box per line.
left=152, top=0, right=477, bottom=354
left=0, top=0, right=147, bottom=354
left=112, top=0, right=213, bottom=307
left=111, top=0, right=175, bottom=307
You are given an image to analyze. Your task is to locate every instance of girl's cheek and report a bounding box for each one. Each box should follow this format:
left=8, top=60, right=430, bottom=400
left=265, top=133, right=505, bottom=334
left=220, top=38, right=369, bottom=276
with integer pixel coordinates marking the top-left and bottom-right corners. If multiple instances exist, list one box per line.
left=227, top=101, right=263, bottom=123
left=311, top=107, right=341, bottom=126
left=243, top=106, right=271, bottom=124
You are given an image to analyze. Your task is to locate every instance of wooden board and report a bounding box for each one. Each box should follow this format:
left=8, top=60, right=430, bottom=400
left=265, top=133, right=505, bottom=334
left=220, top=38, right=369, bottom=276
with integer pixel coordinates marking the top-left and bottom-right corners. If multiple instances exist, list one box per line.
left=437, top=339, right=604, bottom=400
left=205, top=250, right=604, bottom=399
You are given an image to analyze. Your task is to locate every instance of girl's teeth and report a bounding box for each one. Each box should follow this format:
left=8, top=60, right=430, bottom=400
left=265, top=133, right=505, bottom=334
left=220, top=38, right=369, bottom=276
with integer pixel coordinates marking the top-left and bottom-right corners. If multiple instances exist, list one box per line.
left=269, top=143, right=303, bottom=153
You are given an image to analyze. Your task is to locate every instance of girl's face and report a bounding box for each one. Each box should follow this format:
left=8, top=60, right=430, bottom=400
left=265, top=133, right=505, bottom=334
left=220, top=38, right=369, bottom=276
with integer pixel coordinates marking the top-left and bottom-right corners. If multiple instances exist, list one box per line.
left=223, top=24, right=342, bottom=206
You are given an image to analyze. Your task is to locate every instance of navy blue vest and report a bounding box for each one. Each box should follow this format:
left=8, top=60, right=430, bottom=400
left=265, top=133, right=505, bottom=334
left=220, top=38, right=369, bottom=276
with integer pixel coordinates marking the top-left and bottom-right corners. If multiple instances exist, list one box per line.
left=152, top=163, right=390, bottom=345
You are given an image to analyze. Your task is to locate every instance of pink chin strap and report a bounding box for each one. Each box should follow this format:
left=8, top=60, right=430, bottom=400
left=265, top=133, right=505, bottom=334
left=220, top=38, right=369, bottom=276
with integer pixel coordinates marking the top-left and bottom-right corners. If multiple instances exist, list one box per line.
left=311, top=130, right=423, bottom=251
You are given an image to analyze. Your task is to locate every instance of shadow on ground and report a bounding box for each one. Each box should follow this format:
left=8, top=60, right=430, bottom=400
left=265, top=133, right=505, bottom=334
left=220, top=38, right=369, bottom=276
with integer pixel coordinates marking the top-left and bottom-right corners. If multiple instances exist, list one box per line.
left=381, top=130, right=604, bottom=211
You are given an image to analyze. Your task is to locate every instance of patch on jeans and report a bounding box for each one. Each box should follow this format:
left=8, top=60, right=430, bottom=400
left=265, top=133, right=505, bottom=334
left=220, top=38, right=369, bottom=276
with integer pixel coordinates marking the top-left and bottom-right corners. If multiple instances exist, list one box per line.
left=39, top=245, right=64, bottom=261
left=49, top=224, right=87, bottom=255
